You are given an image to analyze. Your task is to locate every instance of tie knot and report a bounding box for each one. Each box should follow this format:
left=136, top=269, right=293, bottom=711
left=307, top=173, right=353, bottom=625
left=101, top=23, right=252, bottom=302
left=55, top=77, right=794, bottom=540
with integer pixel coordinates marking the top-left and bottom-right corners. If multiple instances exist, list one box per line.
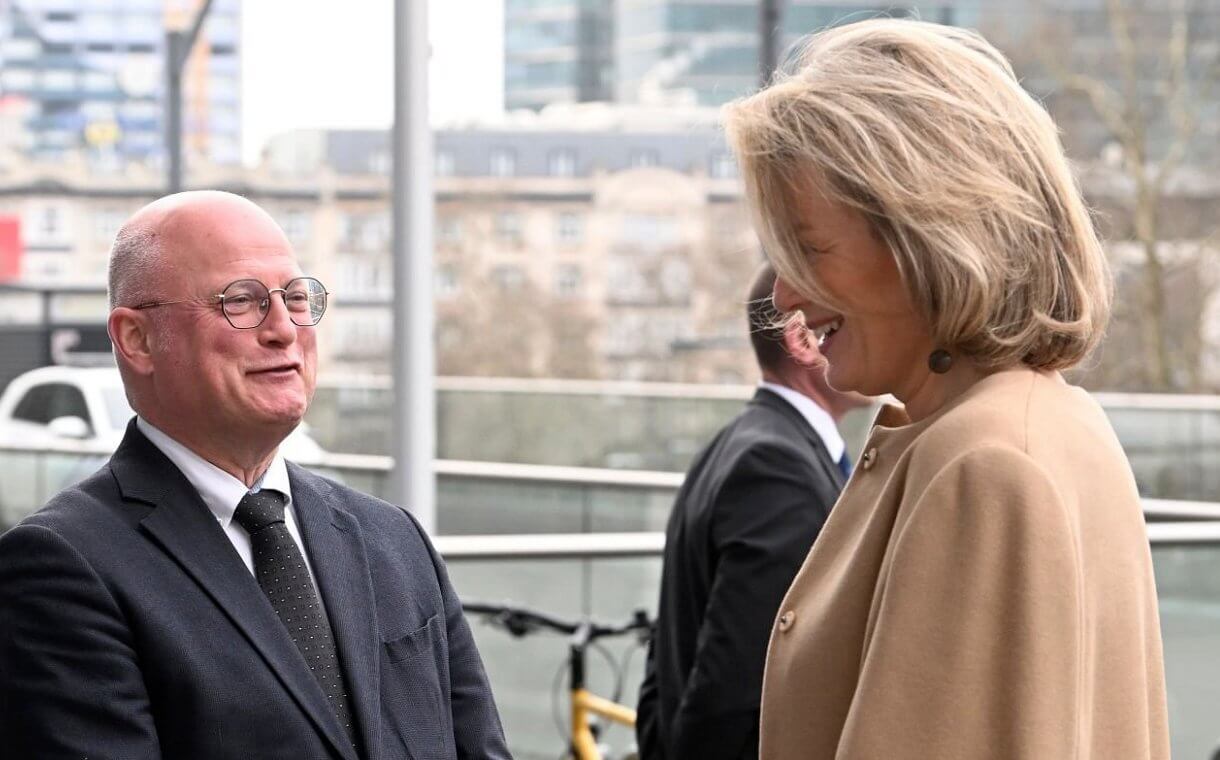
left=233, top=489, right=288, bottom=534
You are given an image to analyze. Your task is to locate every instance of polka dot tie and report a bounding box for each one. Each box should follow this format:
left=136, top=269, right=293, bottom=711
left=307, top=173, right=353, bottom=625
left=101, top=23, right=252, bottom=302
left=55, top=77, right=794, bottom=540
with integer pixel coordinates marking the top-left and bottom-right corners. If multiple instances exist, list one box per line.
left=234, top=490, right=357, bottom=749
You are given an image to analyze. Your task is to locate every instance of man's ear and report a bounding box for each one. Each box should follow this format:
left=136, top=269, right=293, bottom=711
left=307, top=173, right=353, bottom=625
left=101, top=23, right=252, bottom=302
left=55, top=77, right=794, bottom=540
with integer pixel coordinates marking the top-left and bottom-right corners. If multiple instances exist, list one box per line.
left=782, top=319, right=823, bottom=368
left=108, top=308, right=155, bottom=375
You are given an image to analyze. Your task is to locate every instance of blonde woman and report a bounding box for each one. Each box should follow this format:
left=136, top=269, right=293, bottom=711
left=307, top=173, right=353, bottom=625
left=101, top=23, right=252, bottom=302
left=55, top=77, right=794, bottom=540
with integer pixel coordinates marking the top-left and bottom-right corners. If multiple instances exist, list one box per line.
left=723, top=19, right=1170, bottom=760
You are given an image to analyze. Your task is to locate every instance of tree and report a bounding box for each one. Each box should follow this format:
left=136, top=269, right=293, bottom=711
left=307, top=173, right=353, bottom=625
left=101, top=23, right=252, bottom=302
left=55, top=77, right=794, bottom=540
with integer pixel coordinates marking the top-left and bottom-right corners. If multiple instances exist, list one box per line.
left=1016, top=0, right=1220, bottom=390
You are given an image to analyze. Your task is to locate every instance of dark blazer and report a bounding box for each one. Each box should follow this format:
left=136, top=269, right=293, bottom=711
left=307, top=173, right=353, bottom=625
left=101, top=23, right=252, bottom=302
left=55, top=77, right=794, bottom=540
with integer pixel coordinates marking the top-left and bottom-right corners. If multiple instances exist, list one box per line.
left=0, top=421, right=510, bottom=760
left=636, top=388, right=845, bottom=760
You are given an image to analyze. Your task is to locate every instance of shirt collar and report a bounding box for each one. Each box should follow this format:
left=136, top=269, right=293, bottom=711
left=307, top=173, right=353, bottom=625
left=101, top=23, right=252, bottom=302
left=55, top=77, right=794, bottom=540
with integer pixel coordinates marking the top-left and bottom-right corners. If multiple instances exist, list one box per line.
left=758, top=381, right=846, bottom=462
left=136, top=416, right=292, bottom=528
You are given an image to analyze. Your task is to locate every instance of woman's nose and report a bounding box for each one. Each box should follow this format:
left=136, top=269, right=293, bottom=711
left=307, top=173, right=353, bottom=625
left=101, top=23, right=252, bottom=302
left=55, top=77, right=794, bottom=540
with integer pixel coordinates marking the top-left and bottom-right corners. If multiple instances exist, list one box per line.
left=772, top=275, right=801, bottom=313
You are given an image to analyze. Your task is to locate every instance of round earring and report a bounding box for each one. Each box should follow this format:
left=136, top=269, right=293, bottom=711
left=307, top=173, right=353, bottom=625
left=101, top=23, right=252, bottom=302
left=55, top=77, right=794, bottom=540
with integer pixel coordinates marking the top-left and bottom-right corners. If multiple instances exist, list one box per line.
left=928, top=349, right=953, bottom=374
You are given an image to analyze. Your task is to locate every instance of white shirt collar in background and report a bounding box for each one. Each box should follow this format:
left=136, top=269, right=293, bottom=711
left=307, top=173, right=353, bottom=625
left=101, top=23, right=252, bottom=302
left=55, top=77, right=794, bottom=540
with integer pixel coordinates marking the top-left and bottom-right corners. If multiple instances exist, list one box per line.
left=758, top=381, right=846, bottom=463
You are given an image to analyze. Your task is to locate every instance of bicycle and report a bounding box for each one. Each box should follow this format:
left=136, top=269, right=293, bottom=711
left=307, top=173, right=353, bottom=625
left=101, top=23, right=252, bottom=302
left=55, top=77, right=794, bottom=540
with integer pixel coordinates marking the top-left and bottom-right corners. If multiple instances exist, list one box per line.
left=463, top=601, right=652, bottom=760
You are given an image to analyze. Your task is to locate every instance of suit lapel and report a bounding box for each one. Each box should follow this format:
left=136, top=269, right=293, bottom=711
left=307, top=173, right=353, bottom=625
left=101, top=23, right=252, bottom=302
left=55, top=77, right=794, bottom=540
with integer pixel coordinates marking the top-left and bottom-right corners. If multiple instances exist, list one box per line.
left=289, top=464, right=383, bottom=760
left=753, top=388, right=846, bottom=489
left=111, top=423, right=359, bottom=760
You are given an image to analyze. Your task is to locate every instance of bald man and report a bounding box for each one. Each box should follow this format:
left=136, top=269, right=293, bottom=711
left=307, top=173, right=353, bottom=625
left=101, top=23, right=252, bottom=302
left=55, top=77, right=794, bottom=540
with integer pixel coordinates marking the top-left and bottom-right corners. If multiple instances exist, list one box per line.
left=0, top=192, right=510, bottom=760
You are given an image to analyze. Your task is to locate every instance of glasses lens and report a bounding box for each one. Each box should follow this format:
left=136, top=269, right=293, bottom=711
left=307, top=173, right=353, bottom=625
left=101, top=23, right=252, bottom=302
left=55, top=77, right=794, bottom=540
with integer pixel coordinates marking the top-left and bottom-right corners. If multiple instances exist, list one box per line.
left=286, top=277, right=327, bottom=326
left=222, top=279, right=270, bottom=328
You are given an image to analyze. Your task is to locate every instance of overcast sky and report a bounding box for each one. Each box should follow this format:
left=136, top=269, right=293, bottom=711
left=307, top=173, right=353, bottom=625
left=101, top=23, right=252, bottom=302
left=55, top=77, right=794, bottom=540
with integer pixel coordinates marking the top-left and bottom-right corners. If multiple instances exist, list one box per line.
left=240, top=0, right=505, bottom=165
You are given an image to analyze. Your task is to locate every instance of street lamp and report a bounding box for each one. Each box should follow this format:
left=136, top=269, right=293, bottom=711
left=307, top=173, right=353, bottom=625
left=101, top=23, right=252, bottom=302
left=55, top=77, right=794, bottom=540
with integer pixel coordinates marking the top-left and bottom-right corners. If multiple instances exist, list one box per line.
left=164, top=0, right=215, bottom=193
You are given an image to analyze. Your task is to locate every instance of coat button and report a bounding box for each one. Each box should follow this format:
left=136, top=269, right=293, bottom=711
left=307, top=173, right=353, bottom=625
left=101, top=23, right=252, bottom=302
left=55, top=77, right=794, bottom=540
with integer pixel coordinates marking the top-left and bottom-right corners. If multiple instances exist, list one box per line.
left=778, top=610, right=796, bottom=631
left=861, top=447, right=878, bottom=470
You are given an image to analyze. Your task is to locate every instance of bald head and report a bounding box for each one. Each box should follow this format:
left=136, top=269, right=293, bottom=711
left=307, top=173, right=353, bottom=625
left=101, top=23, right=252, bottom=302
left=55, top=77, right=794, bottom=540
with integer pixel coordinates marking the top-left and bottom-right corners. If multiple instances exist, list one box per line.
left=108, top=191, right=289, bottom=309
left=106, top=190, right=315, bottom=482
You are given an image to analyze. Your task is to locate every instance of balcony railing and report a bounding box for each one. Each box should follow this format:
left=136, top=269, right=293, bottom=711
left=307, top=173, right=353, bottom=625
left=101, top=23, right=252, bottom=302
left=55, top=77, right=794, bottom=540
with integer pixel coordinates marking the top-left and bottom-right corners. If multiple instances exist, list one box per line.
left=2, top=442, right=1219, bottom=758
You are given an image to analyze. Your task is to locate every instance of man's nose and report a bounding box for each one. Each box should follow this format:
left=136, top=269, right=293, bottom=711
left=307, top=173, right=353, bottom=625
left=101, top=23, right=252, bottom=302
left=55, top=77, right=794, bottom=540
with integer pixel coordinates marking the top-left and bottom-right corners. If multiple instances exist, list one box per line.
left=257, top=292, right=297, bottom=344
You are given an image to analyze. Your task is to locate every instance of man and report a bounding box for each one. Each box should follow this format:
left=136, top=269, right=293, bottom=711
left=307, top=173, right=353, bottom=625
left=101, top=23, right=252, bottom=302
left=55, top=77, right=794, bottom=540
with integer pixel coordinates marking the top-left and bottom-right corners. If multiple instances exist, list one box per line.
left=636, top=262, right=868, bottom=760
left=0, top=192, right=510, bottom=760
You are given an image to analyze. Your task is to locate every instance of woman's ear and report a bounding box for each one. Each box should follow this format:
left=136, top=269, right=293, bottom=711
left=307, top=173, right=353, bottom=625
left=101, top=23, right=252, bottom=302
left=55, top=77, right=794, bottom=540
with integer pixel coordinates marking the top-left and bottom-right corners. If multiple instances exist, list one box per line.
left=108, top=308, right=156, bottom=375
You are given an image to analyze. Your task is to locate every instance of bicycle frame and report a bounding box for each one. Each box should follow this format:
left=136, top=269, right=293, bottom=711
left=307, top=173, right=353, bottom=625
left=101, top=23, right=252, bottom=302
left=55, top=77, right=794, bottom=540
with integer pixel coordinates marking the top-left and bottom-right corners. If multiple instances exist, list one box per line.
left=462, top=603, right=649, bottom=760
left=571, top=688, right=636, bottom=759
left=567, top=621, right=638, bottom=759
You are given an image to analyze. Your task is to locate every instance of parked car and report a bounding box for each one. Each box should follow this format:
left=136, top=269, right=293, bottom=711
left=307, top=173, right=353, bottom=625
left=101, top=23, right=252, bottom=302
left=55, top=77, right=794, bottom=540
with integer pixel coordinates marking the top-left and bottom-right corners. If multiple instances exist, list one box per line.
left=0, top=366, right=328, bottom=527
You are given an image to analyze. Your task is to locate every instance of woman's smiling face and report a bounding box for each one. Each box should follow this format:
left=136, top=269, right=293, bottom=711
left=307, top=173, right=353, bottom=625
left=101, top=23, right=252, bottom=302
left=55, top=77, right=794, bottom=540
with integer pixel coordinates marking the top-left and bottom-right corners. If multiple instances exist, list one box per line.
left=770, top=186, right=935, bottom=399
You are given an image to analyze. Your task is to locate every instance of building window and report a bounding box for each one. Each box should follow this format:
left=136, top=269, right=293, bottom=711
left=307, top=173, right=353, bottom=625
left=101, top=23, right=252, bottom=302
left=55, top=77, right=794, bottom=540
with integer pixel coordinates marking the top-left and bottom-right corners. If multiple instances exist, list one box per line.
left=619, top=213, right=680, bottom=247
left=556, top=212, right=583, bottom=244
left=26, top=205, right=67, bottom=245
left=437, top=216, right=462, bottom=244
left=42, top=70, right=77, bottom=91
left=368, top=151, right=391, bottom=175
left=340, top=212, right=390, bottom=252
left=83, top=71, right=113, bottom=92
left=495, top=211, right=523, bottom=244
left=490, top=147, right=516, bottom=177
left=281, top=210, right=311, bottom=244
left=2, top=68, right=36, bottom=91
left=435, top=264, right=459, bottom=298
left=629, top=149, right=659, bottom=169
left=3, top=38, right=40, bottom=59
left=491, top=265, right=525, bottom=291
left=435, top=149, right=455, bottom=177
left=338, top=255, right=390, bottom=298
left=554, top=265, right=582, bottom=297
left=709, top=152, right=737, bottom=179
left=548, top=148, right=577, bottom=177
left=359, top=213, right=390, bottom=252
left=94, top=209, right=125, bottom=242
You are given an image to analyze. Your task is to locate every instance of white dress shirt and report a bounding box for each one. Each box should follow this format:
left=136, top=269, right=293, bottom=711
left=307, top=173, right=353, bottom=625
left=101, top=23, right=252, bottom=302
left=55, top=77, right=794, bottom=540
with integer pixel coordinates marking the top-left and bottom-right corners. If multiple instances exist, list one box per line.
left=759, top=381, right=846, bottom=464
left=136, top=417, right=325, bottom=599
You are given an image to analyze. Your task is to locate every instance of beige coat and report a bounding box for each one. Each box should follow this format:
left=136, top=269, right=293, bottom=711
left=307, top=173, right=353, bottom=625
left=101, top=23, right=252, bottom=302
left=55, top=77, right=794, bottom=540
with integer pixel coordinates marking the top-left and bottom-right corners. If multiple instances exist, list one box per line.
left=760, top=369, right=1170, bottom=759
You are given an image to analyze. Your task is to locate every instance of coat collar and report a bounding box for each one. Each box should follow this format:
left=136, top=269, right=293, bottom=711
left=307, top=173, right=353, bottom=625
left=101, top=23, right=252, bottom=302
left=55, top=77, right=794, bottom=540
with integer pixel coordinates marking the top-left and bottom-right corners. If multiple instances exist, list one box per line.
left=752, top=387, right=846, bottom=489
left=111, top=421, right=365, bottom=760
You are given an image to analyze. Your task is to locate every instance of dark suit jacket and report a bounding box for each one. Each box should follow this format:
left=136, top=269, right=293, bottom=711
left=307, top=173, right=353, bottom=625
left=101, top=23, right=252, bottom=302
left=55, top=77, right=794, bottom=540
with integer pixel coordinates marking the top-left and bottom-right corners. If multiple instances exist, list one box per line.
left=0, top=421, right=510, bottom=760
left=636, top=388, right=845, bottom=760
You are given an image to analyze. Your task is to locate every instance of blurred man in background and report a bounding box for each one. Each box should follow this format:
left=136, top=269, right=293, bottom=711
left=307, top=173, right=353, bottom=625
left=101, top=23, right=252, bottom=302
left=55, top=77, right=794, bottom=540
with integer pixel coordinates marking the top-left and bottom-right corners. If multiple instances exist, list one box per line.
left=636, top=261, right=868, bottom=760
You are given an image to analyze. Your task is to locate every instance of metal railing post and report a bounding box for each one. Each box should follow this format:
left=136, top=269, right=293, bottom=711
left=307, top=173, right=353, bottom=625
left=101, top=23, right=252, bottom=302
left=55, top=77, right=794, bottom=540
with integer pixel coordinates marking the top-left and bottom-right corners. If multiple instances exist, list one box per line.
left=391, top=0, right=437, bottom=532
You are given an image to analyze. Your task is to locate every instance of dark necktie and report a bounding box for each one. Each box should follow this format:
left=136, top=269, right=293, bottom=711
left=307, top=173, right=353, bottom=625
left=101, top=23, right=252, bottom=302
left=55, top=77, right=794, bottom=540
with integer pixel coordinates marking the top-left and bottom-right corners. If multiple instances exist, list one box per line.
left=837, top=452, right=853, bottom=479
left=233, top=489, right=357, bottom=749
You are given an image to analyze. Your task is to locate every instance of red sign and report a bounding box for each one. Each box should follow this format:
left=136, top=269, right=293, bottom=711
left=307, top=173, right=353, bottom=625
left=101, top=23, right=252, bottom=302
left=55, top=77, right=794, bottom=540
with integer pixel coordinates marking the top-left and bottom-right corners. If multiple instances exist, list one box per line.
left=0, top=216, right=20, bottom=281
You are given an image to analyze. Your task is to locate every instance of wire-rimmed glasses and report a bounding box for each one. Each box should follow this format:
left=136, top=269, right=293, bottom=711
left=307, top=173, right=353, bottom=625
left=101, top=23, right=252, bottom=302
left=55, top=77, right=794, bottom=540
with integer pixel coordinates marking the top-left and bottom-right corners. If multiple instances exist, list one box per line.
left=133, top=277, right=329, bottom=329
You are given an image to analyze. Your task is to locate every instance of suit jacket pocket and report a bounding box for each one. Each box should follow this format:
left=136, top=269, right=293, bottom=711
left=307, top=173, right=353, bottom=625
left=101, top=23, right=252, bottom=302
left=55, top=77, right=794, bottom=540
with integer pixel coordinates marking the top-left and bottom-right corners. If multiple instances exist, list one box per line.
left=381, top=615, right=456, bottom=758
left=385, top=614, right=442, bottom=663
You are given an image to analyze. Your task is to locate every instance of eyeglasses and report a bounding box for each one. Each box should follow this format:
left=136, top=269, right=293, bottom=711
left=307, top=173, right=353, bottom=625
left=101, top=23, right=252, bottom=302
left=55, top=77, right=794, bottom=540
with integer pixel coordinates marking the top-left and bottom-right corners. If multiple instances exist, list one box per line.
left=133, top=277, right=329, bottom=330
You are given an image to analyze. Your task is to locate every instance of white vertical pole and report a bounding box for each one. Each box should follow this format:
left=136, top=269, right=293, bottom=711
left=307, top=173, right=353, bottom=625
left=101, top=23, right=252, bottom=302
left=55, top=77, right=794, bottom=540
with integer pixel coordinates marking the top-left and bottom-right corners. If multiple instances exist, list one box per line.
left=391, top=0, right=436, bottom=533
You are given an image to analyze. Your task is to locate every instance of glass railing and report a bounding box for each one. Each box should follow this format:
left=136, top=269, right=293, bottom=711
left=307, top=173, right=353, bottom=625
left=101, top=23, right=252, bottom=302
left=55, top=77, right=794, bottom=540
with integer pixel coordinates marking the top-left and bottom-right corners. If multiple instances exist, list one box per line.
left=0, top=445, right=683, bottom=534
left=2, top=443, right=1218, bottom=758
left=5, top=443, right=1220, bottom=535
left=309, top=376, right=877, bottom=471
left=308, top=377, right=1220, bottom=502
left=442, top=527, right=1220, bottom=760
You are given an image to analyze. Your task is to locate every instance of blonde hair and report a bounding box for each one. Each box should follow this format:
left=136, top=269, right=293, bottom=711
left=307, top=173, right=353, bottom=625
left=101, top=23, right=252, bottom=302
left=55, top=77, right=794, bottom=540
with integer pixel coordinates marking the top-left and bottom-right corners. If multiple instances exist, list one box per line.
left=723, top=19, right=1111, bottom=370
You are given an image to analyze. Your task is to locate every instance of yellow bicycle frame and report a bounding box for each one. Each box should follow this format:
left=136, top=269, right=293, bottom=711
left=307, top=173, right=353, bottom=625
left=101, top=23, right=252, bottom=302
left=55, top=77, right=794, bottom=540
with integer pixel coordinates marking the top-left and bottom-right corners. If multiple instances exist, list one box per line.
left=570, top=688, right=637, bottom=760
